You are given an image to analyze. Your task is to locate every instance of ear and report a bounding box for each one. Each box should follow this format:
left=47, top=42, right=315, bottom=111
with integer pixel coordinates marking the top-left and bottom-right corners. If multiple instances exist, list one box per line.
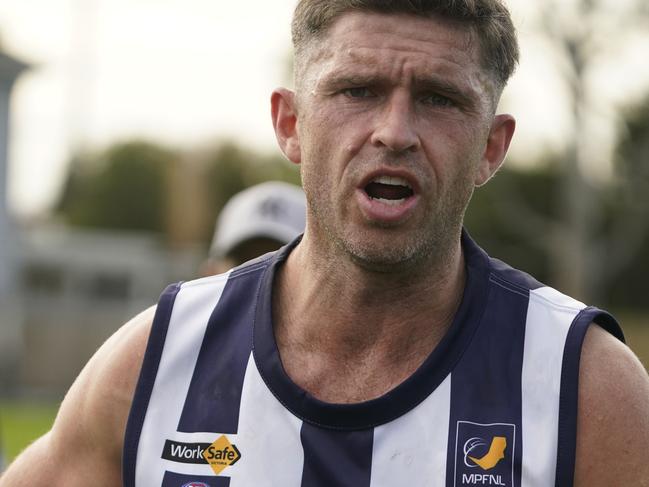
left=474, top=114, right=516, bottom=187
left=271, top=88, right=301, bottom=164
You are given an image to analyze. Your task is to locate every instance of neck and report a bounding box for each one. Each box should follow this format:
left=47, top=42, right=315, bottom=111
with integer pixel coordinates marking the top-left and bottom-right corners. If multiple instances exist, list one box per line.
left=272, top=231, right=466, bottom=402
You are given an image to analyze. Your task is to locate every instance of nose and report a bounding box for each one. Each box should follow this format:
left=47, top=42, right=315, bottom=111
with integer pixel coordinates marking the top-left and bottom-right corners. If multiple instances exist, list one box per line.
left=370, top=92, right=421, bottom=153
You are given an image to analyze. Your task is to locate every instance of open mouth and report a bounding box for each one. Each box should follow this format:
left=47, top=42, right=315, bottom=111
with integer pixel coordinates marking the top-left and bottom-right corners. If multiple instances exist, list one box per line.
left=364, top=175, right=414, bottom=204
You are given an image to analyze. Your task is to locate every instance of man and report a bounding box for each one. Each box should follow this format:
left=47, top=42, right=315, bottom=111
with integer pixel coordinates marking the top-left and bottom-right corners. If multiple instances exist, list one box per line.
left=200, top=181, right=306, bottom=275
left=2, top=1, right=648, bottom=486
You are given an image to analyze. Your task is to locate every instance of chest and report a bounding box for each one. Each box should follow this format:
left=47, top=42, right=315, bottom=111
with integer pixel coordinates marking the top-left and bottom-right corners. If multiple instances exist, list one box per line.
left=124, top=264, right=594, bottom=487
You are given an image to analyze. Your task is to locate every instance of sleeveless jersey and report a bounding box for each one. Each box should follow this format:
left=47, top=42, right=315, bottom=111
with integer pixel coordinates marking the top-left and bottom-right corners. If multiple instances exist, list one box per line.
left=123, top=232, right=623, bottom=487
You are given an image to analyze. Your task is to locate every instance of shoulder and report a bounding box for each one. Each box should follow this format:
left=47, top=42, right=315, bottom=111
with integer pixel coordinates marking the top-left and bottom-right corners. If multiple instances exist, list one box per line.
left=575, top=323, right=649, bottom=486
left=51, top=306, right=155, bottom=461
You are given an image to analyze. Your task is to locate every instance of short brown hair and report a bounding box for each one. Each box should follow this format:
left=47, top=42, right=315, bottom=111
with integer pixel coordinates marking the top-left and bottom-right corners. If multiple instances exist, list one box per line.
left=291, top=0, right=519, bottom=90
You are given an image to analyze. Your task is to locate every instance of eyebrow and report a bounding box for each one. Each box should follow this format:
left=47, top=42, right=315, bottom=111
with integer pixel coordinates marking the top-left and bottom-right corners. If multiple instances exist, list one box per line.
left=413, top=77, right=478, bottom=108
left=319, top=70, right=480, bottom=109
left=317, top=72, right=384, bottom=91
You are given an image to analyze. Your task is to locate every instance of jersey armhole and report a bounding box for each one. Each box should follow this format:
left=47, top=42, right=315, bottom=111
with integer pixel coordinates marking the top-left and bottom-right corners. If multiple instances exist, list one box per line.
left=122, top=282, right=182, bottom=487
left=554, top=307, right=623, bottom=487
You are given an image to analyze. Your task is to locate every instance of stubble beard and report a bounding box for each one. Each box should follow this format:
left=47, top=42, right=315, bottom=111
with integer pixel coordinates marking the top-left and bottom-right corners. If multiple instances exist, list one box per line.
left=304, top=178, right=473, bottom=275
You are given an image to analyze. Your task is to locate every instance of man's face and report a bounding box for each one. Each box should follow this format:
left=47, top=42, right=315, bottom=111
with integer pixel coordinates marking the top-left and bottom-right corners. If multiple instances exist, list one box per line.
left=277, top=12, right=513, bottom=271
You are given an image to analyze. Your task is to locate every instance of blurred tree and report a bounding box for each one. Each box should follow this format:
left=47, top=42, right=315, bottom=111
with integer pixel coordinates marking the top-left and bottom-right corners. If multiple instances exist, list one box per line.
left=603, top=97, right=649, bottom=308
left=502, top=0, right=649, bottom=301
left=466, top=165, right=559, bottom=284
left=57, top=139, right=301, bottom=245
left=57, top=141, right=175, bottom=233
left=202, top=141, right=301, bottom=242
left=468, top=91, right=649, bottom=310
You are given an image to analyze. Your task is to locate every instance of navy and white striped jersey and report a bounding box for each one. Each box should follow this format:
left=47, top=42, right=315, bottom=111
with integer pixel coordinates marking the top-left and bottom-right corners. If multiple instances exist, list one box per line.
left=123, top=232, right=623, bottom=487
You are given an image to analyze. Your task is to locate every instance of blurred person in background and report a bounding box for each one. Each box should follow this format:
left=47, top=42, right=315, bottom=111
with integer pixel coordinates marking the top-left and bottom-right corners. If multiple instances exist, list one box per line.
left=200, top=181, right=306, bottom=275
left=2, top=0, right=649, bottom=486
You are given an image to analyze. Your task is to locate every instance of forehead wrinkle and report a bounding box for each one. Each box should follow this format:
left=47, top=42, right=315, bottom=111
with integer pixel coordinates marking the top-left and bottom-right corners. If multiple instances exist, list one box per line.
left=346, top=46, right=476, bottom=76
left=337, top=13, right=479, bottom=71
left=306, top=13, right=479, bottom=79
left=331, top=11, right=476, bottom=51
left=318, top=47, right=482, bottom=96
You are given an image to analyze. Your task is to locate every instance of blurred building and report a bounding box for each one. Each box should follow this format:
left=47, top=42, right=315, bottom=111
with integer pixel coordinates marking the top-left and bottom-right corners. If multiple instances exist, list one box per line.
left=18, top=225, right=201, bottom=394
left=0, top=47, right=203, bottom=397
left=0, top=48, right=28, bottom=392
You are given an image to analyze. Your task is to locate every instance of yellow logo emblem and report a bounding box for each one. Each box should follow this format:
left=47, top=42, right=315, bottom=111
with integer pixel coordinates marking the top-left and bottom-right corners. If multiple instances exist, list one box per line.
left=467, top=436, right=507, bottom=470
left=201, top=435, right=241, bottom=475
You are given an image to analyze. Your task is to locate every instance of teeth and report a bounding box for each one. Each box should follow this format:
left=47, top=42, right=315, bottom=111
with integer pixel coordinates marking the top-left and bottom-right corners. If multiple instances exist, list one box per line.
left=372, top=175, right=411, bottom=188
left=373, top=197, right=404, bottom=205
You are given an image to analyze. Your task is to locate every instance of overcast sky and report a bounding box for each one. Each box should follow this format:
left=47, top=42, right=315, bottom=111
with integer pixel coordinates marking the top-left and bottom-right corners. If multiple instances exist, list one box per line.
left=1, top=0, right=648, bottom=216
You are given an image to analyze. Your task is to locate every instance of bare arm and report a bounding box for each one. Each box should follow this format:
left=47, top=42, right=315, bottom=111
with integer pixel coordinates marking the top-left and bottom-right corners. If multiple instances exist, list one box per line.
left=574, top=324, right=649, bottom=486
left=0, top=307, right=155, bottom=487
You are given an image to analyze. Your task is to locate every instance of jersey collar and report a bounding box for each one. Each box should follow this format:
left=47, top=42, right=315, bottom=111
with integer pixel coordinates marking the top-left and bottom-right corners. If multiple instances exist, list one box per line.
left=252, top=229, right=491, bottom=430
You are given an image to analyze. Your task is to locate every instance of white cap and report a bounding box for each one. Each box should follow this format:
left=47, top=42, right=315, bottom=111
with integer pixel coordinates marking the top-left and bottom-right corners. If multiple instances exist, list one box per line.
left=209, top=181, right=306, bottom=258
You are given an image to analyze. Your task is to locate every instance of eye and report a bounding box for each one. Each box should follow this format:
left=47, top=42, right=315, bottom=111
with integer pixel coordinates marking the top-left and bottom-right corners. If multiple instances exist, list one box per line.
left=422, top=93, right=454, bottom=107
left=342, top=87, right=375, bottom=98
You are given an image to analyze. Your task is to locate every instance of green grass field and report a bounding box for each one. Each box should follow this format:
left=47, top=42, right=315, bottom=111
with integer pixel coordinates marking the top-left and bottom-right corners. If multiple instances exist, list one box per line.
left=1, top=401, right=58, bottom=464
